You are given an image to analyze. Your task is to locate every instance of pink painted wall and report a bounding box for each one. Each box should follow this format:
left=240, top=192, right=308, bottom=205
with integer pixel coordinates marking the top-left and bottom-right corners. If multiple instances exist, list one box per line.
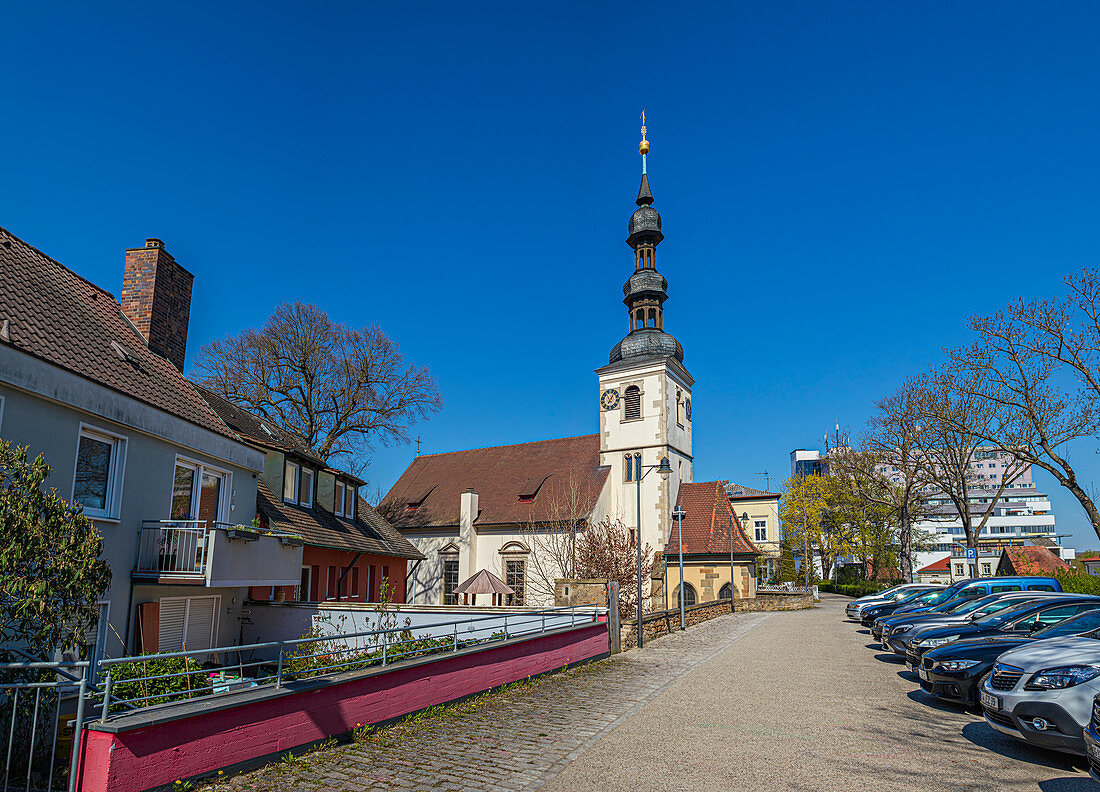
left=77, top=621, right=607, bottom=792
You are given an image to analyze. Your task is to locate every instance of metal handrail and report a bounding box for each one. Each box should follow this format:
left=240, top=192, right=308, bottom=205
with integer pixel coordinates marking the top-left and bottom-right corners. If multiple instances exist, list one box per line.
left=95, top=604, right=603, bottom=716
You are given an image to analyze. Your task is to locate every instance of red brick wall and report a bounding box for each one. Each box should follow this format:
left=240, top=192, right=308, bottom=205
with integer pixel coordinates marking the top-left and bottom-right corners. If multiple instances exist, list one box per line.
left=249, top=547, right=408, bottom=604
left=121, top=238, right=193, bottom=372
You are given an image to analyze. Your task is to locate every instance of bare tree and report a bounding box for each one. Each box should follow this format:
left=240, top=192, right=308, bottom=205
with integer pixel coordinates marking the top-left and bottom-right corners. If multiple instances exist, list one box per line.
left=948, top=276, right=1100, bottom=540
left=575, top=517, right=655, bottom=623
left=832, top=391, right=935, bottom=583
left=194, top=302, right=441, bottom=465
left=907, top=370, right=1030, bottom=577
left=517, top=477, right=587, bottom=605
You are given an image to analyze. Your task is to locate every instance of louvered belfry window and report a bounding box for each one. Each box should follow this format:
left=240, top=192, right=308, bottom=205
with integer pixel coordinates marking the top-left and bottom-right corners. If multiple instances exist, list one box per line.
left=624, top=386, right=641, bottom=420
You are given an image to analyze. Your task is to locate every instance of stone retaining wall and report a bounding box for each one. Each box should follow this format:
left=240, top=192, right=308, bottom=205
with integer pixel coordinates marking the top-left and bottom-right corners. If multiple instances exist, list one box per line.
left=735, top=591, right=815, bottom=612
left=620, top=599, right=733, bottom=650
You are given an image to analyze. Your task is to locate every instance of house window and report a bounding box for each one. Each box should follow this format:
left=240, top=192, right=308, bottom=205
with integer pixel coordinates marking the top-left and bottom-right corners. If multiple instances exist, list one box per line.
left=352, top=566, right=360, bottom=598
left=299, top=566, right=312, bottom=601
left=754, top=520, right=767, bottom=542
left=171, top=459, right=229, bottom=527
left=981, top=562, right=992, bottom=576
left=674, top=583, right=697, bottom=608
left=326, top=566, right=338, bottom=599
left=73, top=426, right=127, bottom=519
left=284, top=460, right=299, bottom=502
left=623, top=386, right=641, bottom=420
left=954, top=564, right=965, bottom=576
left=345, top=485, right=356, bottom=519
left=158, top=595, right=220, bottom=653
left=505, top=559, right=526, bottom=605
left=335, top=481, right=346, bottom=516
left=442, top=558, right=459, bottom=604
left=299, top=467, right=314, bottom=507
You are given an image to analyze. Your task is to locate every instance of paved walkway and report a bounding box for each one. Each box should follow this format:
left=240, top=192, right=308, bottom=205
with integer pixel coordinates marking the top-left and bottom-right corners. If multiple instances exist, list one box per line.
left=208, top=596, right=1098, bottom=791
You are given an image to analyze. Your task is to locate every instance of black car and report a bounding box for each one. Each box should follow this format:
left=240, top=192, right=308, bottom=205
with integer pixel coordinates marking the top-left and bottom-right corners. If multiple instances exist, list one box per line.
left=915, top=607, right=1100, bottom=707
left=905, top=597, right=1100, bottom=677
left=863, top=589, right=944, bottom=631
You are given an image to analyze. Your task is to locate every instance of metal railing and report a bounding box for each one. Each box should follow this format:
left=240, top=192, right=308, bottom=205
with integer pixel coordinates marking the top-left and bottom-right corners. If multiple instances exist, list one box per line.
left=135, top=520, right=209, bottom=576
left=0, top=661, right=91, bottom=792
left=96, top=604, right=600, bottom=718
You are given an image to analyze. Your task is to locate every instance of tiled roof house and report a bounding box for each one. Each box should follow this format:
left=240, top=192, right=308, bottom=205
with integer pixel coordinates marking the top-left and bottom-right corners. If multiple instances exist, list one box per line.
left=379, top=435, right=610, bottom=605
left=0, top=230, right=302, bottom=657
left=195, top=386, right=422, bottom=604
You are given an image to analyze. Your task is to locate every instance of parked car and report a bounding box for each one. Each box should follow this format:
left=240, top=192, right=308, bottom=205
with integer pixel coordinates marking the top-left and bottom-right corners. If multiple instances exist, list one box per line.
left=891, top=577, right=1063, bottom=618
left=863, top=588, right=946, bottom=630
left=906, top=597, right=1100, bottom=671
left=980, top=632, right=1100, bottom=756
left=845, top=584, right=936, bottom=621
left=881, top=591, right=1064, bottom=655
left=1080, top=694, right=1100, bottom=779
left=917, top=608, right=1100, bottom=708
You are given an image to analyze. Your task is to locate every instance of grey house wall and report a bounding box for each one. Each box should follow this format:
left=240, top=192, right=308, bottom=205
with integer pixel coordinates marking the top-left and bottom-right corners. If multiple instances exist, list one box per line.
left=0, top=345, right=264, bottom=659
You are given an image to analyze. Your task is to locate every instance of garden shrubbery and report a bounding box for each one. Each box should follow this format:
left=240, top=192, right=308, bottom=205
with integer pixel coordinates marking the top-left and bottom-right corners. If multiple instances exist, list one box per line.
left=818, top=581, right=895, bottom=598
left=1055, top=572, right=1100, bottom=596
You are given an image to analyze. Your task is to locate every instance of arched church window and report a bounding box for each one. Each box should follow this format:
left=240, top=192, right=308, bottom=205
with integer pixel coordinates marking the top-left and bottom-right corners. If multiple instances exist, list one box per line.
left=624, top=454, right=633, bottom=482
left=624, top=386, right=641, bottom=420
left=674, top=583, right=697, bottom=608
left=719, top=583, right=733, bottom=601
left=635, top=310, right=644, bottom=330
left=676, top=389, right=683, bottom=426
left=648, top=309, right=656, bottom=328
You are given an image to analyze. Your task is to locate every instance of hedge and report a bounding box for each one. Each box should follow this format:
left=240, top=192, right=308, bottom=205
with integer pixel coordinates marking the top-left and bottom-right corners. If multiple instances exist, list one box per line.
left=1055, top=572, right=1100, bottom=596
left=818, top=581, right=897, bottom=598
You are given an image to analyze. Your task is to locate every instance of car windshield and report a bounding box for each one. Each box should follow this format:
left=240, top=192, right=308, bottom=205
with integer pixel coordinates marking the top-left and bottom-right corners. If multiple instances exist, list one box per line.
left=969, top=597, right=1036, bottom=619
left=974, top=601, right=1040, bottom=628
left=922, top=586, right=965, bottom=606
left=1034, top=608, right=1100, bottom=639
left=949, top=596, right=1001, bottom=616
left=906, top=590, right=942, bottom=606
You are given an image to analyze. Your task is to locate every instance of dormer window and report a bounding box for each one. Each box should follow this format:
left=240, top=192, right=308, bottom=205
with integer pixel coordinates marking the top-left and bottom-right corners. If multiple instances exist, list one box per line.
left=283, top=459, right=314, bottom=506
left=335, top=481, right=356, bottom=518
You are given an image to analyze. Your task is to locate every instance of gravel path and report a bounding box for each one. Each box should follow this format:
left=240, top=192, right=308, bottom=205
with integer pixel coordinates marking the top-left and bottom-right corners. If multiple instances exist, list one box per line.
left=206, top=595, right=1098, bottom=791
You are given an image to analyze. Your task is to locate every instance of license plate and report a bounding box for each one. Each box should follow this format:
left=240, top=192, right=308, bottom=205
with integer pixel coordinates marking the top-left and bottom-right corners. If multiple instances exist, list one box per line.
left=1088, top=740, right=1100, bottom=763
left=980, top=689, right=1001, bottom=711
left=919, top=667, right=929, bottom=681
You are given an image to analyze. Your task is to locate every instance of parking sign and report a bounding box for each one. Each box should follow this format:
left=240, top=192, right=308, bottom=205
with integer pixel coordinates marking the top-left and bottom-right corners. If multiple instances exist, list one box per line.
left=965, top=548, right=976, bottom=561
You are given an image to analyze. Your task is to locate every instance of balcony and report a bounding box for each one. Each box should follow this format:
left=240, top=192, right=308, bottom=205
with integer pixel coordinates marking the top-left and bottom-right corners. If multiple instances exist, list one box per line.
left=134, top=521, right=303, bottom=587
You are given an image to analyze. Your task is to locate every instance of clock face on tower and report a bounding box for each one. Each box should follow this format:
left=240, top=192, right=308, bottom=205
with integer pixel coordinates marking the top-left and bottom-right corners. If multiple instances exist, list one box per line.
left=685, top=398, right=692, bottom=421
left=600, top=389, right=620, bottom=411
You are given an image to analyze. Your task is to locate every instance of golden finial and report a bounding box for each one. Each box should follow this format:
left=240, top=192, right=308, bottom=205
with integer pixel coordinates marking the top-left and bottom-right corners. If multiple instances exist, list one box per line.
left=639, top=109, right=650, bottom=156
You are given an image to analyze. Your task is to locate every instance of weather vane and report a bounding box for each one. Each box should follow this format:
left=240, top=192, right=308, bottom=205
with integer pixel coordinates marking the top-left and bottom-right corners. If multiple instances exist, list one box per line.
left=639, top=109, right=650, bottom=174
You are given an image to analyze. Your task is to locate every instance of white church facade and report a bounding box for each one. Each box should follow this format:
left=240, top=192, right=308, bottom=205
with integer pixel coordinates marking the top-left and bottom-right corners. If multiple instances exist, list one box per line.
left=380, top=127, right=755, bottom=607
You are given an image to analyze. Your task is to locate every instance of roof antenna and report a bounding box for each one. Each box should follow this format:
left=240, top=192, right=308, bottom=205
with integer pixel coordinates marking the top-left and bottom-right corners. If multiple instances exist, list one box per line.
left=757, top=470, right=771, bottom=491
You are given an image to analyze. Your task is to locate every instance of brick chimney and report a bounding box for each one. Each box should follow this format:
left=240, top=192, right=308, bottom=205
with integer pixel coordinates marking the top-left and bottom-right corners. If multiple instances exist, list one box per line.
left=121, top=238, right=194, bottom=371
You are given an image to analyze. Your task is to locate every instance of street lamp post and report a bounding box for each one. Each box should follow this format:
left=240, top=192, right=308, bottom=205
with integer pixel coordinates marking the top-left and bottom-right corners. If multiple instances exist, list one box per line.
left=673, top=508, right=686, bottom=630
left=635, top=455, right=672, bottom=648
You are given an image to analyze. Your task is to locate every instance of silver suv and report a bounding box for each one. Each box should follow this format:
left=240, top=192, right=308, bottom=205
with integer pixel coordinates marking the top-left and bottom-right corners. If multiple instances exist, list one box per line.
left=979, top=634, right=1100, bottom=755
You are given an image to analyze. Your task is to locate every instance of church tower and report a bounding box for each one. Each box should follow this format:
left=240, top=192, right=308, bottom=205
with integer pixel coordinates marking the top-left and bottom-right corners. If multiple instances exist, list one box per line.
left=596, top=117, right=693, bottom=551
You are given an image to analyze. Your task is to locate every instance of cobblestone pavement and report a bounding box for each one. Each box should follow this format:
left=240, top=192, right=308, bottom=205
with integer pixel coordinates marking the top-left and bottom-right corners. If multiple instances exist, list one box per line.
left=205, top=610, right=771, bottom=792
left=206, top=597, right=1100, bottom=791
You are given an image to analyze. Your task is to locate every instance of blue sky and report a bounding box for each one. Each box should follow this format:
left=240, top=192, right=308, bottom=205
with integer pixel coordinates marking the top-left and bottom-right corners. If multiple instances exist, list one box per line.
left=4, top=3, right=1100, bottom=549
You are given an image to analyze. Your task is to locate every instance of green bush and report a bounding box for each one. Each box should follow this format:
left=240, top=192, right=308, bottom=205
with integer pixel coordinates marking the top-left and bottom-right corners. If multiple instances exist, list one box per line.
left=1055, top=572, right=1100, bottom=595
left=819, top=581, right=894, bottom=598
left=108, top=654, right=210, bottom=710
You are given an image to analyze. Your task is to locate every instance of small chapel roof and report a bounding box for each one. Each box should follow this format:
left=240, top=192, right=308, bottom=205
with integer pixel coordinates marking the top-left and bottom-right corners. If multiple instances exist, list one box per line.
left=455, top=569, right=514, bottom=597
left=379, top=434, right=609, bottom=529
left=665, top=481, right=760, bottom=557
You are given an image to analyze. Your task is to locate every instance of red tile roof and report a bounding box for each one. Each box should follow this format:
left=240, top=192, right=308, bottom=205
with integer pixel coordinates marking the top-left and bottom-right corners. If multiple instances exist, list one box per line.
left=380, top=434, right=609, bottom=529
left=257, top=480, right=423, bottom=558
left=999, top=546, right=1070, bottom=576
left=918, top=556, right=951, bottom=573
left=665, top=481, right=760, bottom=556
left=0, top=227, right=235, bottom=439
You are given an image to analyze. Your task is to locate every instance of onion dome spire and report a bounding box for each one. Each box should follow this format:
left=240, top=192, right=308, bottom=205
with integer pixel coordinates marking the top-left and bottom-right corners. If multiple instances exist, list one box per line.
left=609, top=114, right=684, bottom=365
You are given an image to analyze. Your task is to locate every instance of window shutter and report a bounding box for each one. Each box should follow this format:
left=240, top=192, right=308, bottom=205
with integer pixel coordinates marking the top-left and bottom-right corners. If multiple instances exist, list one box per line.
left=624, top=387, right=641, bottom=420
left=158, top=598, right=187, bottom=652
left=184, top=597, right=218, bottom=652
